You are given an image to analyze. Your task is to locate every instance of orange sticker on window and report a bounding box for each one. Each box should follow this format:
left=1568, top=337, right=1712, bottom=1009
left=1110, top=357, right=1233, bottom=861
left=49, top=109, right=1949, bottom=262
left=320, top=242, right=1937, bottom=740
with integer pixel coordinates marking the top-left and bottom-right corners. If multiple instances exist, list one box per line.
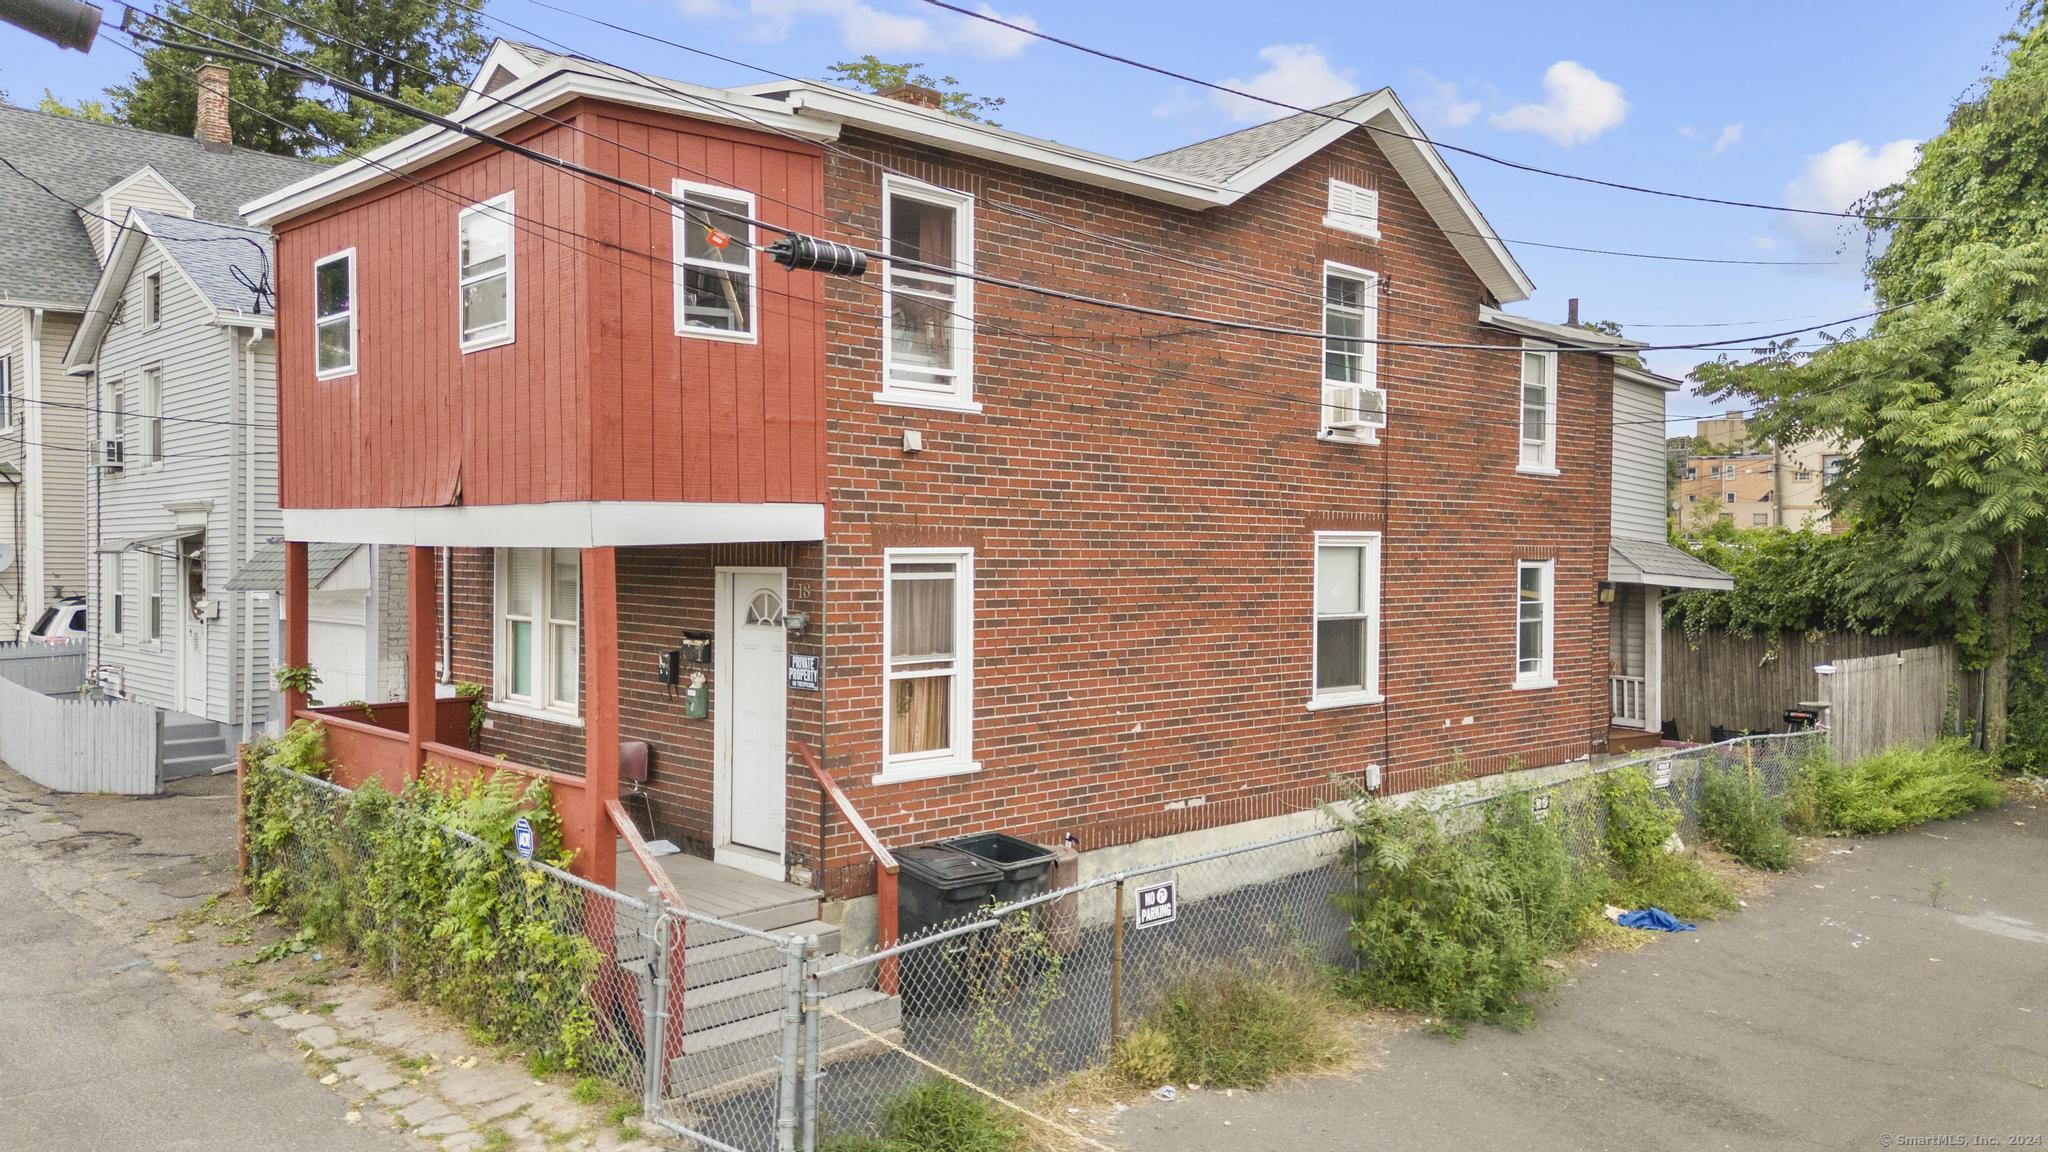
left=705, top=228, right=732, bottom=250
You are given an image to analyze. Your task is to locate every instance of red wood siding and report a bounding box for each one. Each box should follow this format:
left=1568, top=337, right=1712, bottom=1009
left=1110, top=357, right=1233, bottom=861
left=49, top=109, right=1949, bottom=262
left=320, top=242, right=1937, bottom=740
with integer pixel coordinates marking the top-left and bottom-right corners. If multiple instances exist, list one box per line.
left=273, top=103, right=826, bottom=511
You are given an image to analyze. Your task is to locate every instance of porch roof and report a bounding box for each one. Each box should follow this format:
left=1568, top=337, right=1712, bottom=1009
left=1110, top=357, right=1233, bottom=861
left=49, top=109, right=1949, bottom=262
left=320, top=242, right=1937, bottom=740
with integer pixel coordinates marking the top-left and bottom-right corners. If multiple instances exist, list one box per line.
left=1609, top=536, right=1735, bottom=591
left=225, top=541, right=361, bottom=592
left=282, top=501, right=825, bottom=548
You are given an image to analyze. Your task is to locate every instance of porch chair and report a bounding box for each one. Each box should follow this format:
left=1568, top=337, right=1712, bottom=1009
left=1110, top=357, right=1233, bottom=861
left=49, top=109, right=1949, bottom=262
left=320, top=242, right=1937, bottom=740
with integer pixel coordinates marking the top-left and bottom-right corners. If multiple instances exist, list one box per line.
left=619, top=740, right=658, bottom=839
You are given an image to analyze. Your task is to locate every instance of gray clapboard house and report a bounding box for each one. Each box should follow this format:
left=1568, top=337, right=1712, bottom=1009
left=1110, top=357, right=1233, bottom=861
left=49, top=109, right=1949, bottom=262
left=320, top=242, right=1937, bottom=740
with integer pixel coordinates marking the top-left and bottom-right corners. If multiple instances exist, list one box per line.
left=1, top=86, right=401, bottom=771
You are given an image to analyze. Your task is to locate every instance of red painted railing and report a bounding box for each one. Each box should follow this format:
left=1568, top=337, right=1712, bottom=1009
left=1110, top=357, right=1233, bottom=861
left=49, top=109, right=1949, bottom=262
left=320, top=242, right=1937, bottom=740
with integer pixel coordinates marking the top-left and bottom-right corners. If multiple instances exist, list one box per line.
left=799, top=743, right=898, bottom=994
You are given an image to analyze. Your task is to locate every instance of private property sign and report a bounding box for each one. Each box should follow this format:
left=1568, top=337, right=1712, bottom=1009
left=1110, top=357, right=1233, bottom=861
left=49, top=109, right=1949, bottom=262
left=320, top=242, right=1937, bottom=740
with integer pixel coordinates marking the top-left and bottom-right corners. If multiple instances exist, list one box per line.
left=1134, top=880, right=1177, bottom=929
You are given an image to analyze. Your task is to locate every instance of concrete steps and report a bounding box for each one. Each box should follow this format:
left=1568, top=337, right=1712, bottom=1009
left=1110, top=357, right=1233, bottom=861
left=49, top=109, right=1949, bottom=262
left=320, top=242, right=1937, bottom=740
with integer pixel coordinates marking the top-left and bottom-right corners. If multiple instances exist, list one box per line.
left=160, top=720, right=233, bottom=781
left=667, top=987, right=901, bottom=1099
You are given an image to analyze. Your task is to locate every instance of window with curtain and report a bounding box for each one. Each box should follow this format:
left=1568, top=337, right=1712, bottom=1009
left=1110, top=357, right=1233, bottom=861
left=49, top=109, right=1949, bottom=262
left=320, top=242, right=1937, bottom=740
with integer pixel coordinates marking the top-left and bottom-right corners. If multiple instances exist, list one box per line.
left=459, top=194, right=514, bottom=349
left=884, top=550, right=974, bottom=776
left=496, top=548, right=579, bottom=717
left=1516, top=560, right=1554, bottom=685
left=673, top=182, right=757, bottom=338
left=313, top=250, right=354, bottom=377
left=1519, top=346, right=1557, bottom=472
left=1313, top=534, right=1381, bottom=705
left=882, top=178, right=974, bottom=404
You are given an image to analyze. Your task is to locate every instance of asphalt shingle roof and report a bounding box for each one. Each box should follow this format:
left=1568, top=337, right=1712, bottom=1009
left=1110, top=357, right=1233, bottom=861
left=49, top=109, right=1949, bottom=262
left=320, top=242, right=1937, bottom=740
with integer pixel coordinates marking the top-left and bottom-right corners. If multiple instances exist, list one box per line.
left=225, top=542, right=361, bottom=593
left=1140, top=94, right=1381, bottom=184
left=0, top=104, right=320, bottom=309
left=135, top=210, right=273, bottom=316
left=1611, top=537, right=1735, bottom=589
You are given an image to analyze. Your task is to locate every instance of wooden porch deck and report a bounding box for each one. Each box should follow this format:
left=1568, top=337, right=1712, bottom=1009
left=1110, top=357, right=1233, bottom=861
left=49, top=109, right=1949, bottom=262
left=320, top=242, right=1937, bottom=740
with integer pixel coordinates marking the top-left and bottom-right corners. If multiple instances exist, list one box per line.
left=1606, top=725, right=1666, bottom=754
left=614, top=845, right=821, bottom=928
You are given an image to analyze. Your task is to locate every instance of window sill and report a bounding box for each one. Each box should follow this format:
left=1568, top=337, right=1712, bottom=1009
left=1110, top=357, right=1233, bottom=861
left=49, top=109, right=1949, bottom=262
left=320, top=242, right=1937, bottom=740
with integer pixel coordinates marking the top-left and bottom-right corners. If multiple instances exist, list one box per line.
left=1306, top=691, right=1385, bottom=712
left=314, top=367, right=356, bottom=382
left=1318, top=428, right=1380, bottom=447
left=676, top=325, right=759, bottom=345
left=873, top=392, right=983, bottom=415
left=1512, top=677, right=1558, bottom=692
left=1515, top=464, right=1561, bottom=477
left=461, top=332, right=514, bottom=355
left=872, top=758, right=982, bottom=785
left=1322, top=215, right=1381, bottom=240
left=486, top=699, right=584, bottom=728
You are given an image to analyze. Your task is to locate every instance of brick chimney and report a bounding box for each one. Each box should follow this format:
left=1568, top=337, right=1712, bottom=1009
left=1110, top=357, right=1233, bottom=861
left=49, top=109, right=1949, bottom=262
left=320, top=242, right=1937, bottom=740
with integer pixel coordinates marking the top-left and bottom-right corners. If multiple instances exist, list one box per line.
left=1566, top=297, right=1580, bottom=326
left=195, top=63, right=232, bottom=151
left=875, top=83, right=945, bottom=110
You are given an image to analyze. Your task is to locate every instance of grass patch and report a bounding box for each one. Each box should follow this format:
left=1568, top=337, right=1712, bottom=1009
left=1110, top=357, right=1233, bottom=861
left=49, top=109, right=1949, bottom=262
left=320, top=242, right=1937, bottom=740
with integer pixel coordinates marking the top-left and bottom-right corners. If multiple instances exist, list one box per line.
left=1699, top=760, right=1798, bottom=870
left=1112, top=962, right=1348, bottom=1089
left=820, top=1078, right=1022, bottom=1152
left=1786, top=739, right=2006, bottom=835
left=1600, top=767, right=1738, bottom=921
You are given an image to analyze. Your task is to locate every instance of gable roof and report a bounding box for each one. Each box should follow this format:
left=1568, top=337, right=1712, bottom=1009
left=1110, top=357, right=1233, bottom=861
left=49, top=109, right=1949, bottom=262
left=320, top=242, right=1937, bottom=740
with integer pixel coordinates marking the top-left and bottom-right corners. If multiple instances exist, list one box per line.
left=0, top=104, right=319, bottom=311
left=246, top=42, right=1534, bottom=303
left=66, top=210, right=275, bottom=368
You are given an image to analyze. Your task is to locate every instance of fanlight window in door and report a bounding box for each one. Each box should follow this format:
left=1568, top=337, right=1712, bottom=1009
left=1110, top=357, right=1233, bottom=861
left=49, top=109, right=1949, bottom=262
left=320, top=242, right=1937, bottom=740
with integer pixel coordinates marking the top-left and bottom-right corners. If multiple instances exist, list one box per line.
left=745, top=589, right=785, bottom=627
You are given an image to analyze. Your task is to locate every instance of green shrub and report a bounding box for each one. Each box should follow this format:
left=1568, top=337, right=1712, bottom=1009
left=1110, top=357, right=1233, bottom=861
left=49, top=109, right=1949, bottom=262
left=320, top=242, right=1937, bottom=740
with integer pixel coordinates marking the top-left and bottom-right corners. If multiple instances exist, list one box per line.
left=1698, top=759, right=1798, bottom=870
left=1331, top=793, right=1601, bottom=1030
left=1124, top=964, right=1346, bottom=1088
left=1600, top=767, right=1737, bottom=920
left=2000, top=648, right=2048, bottom=777
left=821, top=1079, right=1022, bottom=1152
left=1787, top=739, right=2005, bottom=835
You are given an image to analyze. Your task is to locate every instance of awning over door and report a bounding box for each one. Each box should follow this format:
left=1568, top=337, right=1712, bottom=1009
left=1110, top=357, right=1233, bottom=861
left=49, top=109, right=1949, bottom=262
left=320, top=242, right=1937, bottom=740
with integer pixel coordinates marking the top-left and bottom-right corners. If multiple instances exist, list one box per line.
left=1609, top=537, right=1735, bottom=591
left=95, top=527, right=204, bottom=556
left=225, top=541, right=362, bottom=592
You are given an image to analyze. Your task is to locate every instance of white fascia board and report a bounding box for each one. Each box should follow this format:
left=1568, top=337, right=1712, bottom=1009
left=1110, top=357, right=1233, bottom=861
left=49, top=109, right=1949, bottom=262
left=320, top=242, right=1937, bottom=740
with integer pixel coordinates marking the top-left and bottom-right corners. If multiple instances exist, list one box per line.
left=242, top=67, right=837, bottom=228
left=779, top=86, right=1232, bottom=210
left=454, top=40, right=548, bottom=117
left=63, top=212, right=148, bottom=369
left=283, top=501, right=826, bottom=548
left=1616, top=363, right=1683, bottom=391
left=1479, top=306, right=1644, bottom=350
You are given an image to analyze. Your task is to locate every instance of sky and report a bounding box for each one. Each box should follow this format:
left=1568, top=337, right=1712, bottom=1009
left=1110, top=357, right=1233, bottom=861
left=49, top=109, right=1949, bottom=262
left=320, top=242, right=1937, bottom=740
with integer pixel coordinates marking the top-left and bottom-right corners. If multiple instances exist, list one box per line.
left=0, top=1, right=2019, bottom=432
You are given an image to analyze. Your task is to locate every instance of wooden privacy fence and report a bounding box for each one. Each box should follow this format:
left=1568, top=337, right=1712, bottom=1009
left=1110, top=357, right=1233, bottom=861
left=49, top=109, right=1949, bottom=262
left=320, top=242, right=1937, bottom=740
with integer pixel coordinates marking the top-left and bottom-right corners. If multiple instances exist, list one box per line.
left=1661, top=629, right=1960, bottom=744
left=0, top=674, right=161, bottom=794
left=0, top=641, right=89, bottom=695
left=1825, top=645, right=1963, bottom=763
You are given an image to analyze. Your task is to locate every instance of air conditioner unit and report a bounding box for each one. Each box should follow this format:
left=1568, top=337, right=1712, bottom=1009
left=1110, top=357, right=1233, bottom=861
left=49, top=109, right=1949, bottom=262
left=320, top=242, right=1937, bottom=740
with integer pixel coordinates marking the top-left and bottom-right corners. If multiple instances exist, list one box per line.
left=1324, top=384, right=1387, bottom=433
left=99, top=439, right=124, bottom=470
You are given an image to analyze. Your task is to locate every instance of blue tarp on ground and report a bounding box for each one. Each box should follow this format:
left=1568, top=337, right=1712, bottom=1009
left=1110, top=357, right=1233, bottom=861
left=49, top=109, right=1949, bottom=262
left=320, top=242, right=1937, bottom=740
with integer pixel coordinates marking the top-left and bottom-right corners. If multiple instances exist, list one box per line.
left=1617, top=907, right=1697, bottom=932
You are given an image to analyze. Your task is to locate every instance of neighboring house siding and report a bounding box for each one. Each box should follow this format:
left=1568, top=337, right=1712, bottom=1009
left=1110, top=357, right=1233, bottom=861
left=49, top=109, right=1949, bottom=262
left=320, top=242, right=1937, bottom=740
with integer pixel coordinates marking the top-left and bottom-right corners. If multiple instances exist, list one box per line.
left=1611, top=376, right=1669, bottom=542
left=23, top=310, right=89, bottom=614
left=0, top=309, right=27, bottom=638
left=81, top=168, right=195, bottom=265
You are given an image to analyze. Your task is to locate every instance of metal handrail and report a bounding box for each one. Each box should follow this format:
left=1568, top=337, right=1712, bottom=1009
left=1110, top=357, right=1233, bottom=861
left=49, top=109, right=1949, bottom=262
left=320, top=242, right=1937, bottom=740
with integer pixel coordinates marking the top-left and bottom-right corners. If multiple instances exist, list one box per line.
left=610, top=798, right=686, bottom=911
left=796, top=742, right=896, bottom=875
left=796, top=742, right=899, bottom=993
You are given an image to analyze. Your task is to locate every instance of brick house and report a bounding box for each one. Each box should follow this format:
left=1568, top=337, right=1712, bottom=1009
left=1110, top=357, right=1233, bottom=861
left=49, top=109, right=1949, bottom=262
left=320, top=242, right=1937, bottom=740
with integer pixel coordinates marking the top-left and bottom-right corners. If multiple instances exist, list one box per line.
left=245, top=41, right=1642, bottom=935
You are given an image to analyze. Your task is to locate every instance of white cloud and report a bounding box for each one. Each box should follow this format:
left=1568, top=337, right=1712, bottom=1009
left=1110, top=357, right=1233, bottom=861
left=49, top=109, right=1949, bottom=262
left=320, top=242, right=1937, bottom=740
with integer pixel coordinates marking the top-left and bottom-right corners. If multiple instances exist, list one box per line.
left=675, top=0, right=733, bottom=16
left=1781, top=138, right=1919, bottom=257
left=1412, top=75, right=1481, bottom=130
left=1676, top=125, right=1701, bottom=140
left=1713, top=122, right=1744, bottom=155
left=1214, top=44, right=1358, bottom=123
left=736, top=0, right=1035, bottom=59
left=1490, top=61, right=1627, bottom=146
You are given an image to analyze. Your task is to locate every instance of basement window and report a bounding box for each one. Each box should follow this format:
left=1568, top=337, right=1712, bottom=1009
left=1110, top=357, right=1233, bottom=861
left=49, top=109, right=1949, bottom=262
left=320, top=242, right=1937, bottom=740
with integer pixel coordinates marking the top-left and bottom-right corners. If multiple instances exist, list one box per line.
left=459, top=194, right=515, bottom=352
left=494, top=548, right=580, bottom=722
left=880, top=175, right=976, bottom=411
left=673, top=181, right=757, bottom=340
left=313, top=249, right=355, bottom=378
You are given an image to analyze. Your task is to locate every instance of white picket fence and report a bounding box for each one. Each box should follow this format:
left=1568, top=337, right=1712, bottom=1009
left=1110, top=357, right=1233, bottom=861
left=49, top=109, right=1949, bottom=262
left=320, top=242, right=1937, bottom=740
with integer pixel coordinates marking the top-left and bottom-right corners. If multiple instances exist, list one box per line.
left=0, top=641, right=90, bottom=694
left=0, top=673, right=161, bottom=795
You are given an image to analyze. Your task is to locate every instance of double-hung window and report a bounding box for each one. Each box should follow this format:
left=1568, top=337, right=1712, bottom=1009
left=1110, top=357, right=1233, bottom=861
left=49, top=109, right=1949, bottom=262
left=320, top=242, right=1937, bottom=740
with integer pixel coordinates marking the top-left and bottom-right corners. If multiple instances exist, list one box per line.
left=1518, top=343, right=1558, bottom=473
left=0, top=353, right=13, bottom=429
left=146, top=549, right=163, bottom=642
left=882, top=549, right=976, bottom=780
left=141, top=367, right=163, bottom=465
left=1311, top=533, right=1382, bottom=708
left=673, top=181, right=757, bottom=340
left=495, top=548, right=579, bottom=720
left=1515, top=560, right=1555, bottom=688
left=881, top=176, right=975, bottom=408
left=144, top=271, right=162, bottom=325
left=459, top=194, right=514, bottom=351
left=313, top=250, right=355, bottom=378
left=105, top=554, right=124, bottom=639
left=1320, top=263, right=1383, bottom=442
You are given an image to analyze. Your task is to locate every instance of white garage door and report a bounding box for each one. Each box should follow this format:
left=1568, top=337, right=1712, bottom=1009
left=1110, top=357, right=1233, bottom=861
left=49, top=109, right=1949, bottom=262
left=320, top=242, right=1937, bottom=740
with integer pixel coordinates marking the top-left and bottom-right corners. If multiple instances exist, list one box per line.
left=307, top=591, right=368, bottom=706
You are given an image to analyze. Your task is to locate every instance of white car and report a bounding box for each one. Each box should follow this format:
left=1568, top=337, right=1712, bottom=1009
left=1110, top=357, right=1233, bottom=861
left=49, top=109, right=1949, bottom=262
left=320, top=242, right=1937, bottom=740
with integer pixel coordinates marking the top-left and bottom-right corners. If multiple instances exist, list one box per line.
left=27, top=597, right=88, bottom=645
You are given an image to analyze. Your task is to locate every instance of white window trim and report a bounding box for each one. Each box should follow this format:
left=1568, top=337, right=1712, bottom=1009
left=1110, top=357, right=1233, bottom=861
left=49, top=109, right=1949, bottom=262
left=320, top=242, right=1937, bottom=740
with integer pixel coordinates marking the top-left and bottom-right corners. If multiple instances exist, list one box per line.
left=1516, top=340, right=1560, bottom=476
left=1308, top=531, right=1384, bottom=710
left=1514, top=559, right=1557, bottom=690
left=491, top=548, right=581, bottom=723
left=672, top=179, right=760, bottom=344
left=0, top=349, right=15, bottom=431
left=108, top=553, right=126, bottom=641
left=143, top=269, right=163, bottom=328
left=145, top=549, right=164, bottom=647
left=458, top=194, right=516, bottom=353
left=313, top=248, right=357, bottom=380
left=878, top=174, right=977, bottom=410
left=140, top=365, right=164, bottom=469
left=1323, top=177, right=1382, bottom=240
left=877, top=546, right=979, bottom=783
left=1318, top=260, right=1383, bottom=446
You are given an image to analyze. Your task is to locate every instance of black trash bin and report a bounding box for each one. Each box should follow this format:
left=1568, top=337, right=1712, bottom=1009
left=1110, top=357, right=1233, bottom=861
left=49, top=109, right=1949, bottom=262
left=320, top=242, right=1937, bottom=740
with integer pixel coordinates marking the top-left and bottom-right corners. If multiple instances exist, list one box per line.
left=941, top=832, right=1056, bottom=905
left=896, top=844, right=1003, bottom=942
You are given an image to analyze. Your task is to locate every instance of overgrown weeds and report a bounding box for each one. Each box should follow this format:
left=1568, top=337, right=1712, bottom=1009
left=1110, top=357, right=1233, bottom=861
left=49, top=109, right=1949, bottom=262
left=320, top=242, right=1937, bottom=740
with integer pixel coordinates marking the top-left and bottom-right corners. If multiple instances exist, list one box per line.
left=1785, top=739, right=2005, bottom=835
left=1600, top=767, right=1738, bottom=920
left=1112, top=962, right=1348, bottom=1089
left=820, top=1078, right=1022, bottom=1152
left=1698, top=758, right=1798, bottom=870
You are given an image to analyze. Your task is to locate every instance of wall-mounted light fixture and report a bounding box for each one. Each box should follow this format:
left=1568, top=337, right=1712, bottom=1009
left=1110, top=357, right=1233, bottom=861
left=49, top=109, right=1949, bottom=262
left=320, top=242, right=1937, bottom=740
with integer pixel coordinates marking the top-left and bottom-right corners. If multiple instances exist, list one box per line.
left=1596, top=581, right=1617, bottom=604
left=783, top=610, right=810, bottom=638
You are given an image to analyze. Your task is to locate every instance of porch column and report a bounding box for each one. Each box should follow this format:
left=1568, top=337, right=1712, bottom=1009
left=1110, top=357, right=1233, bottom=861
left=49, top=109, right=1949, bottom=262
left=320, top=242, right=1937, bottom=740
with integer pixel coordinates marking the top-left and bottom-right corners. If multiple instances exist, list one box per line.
left=283, top=541, right=309, bottom=721
left=583, top=546, right=620, bottom=889
left=407, top=545, right=438, bottom=777
left=1644, top=586, right=1664, bottom=737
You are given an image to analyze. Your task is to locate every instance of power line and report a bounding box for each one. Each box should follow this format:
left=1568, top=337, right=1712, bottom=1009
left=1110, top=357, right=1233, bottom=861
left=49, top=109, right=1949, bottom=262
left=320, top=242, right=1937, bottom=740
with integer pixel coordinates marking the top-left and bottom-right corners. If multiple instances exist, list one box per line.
left=913, top=0, right=1935, bottom=224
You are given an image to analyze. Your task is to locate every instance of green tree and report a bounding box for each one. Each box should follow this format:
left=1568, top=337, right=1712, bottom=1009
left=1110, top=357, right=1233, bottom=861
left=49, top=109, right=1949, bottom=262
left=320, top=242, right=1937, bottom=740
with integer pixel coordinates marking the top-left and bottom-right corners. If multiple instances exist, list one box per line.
left=36, top=90, right=118, bottom=123
left=825, top=56, right=1005, bottom=124
left=1692, top=7, right=2048, bottom=751
left=106, top=0, right=311, bottom=155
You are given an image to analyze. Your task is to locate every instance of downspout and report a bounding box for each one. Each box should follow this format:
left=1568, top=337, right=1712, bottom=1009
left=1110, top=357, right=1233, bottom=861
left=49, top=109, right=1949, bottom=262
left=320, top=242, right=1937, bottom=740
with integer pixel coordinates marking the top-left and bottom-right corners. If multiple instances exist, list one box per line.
left=242, top=326, right=261, bottom=741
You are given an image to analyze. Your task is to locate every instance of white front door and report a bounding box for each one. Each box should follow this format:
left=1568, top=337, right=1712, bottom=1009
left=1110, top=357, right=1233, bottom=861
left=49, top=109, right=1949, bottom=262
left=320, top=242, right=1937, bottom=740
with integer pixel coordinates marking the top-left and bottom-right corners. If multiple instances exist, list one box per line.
left=178, top=537, right=208, bottom=716
left=717, top=569, right=788, bottom=875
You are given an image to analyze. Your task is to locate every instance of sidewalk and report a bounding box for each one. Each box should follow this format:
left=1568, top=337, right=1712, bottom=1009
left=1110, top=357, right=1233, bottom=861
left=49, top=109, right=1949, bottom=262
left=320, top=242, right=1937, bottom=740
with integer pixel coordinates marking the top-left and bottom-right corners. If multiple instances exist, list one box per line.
left=0, top=763, right=672, bottom=1152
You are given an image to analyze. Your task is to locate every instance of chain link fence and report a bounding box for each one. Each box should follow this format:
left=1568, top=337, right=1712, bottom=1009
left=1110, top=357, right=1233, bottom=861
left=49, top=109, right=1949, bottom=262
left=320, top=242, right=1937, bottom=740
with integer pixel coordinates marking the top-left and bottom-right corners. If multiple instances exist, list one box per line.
left=247, top=731, right=1827, bottom=1152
